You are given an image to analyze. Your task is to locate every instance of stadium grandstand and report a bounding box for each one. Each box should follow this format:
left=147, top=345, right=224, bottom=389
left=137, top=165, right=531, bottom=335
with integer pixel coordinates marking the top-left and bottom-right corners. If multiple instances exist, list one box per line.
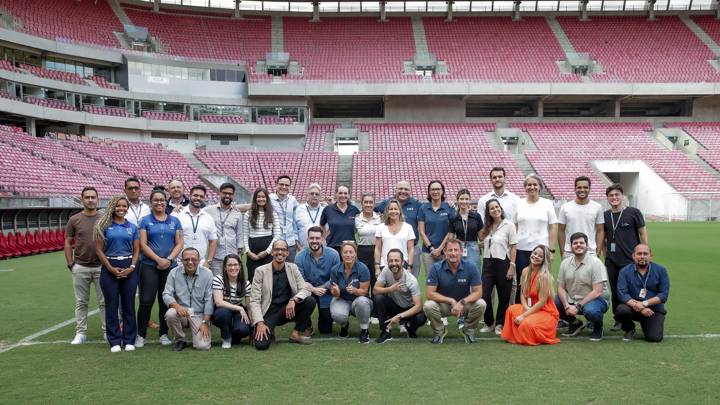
left=2, top=0, right=720, bottom=259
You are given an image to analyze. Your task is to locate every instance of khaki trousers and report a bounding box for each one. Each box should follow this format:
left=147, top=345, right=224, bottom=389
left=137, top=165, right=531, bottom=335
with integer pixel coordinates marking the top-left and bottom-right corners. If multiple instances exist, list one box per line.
left=165, top=308, right=212, bottom=350
left=72, top=264, right=106, bottom=334
left=423, top=299, right=487, bottom=335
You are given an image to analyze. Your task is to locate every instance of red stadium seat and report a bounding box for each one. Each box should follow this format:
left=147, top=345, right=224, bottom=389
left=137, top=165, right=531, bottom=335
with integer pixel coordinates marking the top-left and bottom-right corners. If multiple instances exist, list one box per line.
left=0, top=232, right=12, bottom=258
left=32, top=230, right=49, bottom=253
left=15, top=231, right=32, bottom=256
left=25, top=230, right=41, bottom=254
left=6, top=232, right=19, bottom=257
left=40, top=230, right=55, bottom=251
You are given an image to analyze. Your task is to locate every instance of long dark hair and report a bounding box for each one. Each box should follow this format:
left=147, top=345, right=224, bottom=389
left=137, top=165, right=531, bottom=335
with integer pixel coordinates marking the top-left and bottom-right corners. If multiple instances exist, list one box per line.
left=222, top=254, right=245, bottom=299
left=481, top=198, right=504, bottom=237
left=250, top=187, right=274, bottom=230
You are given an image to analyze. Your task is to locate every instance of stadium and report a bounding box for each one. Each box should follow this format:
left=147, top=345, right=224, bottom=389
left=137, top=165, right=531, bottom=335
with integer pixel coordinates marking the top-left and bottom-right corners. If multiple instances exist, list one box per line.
left=0, top=0, right=719, bottom=403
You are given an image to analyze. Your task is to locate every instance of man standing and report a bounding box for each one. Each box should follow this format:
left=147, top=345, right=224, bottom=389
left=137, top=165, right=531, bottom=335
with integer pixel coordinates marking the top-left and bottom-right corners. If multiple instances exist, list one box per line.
left=603, top=184, right=648, bottom=331
left=477, top=167, right=520, bottom=224
left=558, top=176, right=605, bottom=257
left=64, top=186, right=105, bottom=344
left=162, top=248, right=213, bottom=351
left=249, top=240, right=316, bottom=350
left=270, top=175, right=300, bottom=262
left=173, top=185, right=217, bottom=267
left=375, top=181, right=422, bottom=277
left=616, top=244, right=669, bottom=342
left=556, top=232, right=610, bottom=341
left=373, top=249, right=426, bottom=343
left=205, top=183, right=243, bottom=276
left=124, top=177, right=150, bottom=227
left=424, top=239, right=486, bottom=344
left=166, top=179, right=189, bottom=215
left=294, top=183, right=325, bottom=250
left=295, top=226, right=340, bottom=335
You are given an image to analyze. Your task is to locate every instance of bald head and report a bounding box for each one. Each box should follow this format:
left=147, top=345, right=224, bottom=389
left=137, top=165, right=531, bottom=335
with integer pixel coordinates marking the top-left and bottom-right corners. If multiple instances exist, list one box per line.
left=395, top=181, right=411, bottom=203
left=632, top=244, right=652, bottom=268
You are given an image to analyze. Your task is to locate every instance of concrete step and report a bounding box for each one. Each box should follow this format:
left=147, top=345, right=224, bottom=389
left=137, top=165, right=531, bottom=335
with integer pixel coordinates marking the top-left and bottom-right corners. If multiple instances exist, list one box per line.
left=183, top=153, right=211, bottom=175
left=680, top=15, right=720, bottom=57
left=337, top=155, right=354, bottom=192
left=108, top=0, right=133, bottom=26
left=546, top=16, right=577, bottom=55
left=271, top=16, right=284, bottom=53
left=411, top=16, right=430, bottom=58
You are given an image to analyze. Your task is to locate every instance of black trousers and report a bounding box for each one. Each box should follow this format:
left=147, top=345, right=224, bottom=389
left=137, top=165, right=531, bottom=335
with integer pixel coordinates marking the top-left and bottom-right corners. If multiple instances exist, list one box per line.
left=136, top=263, right=170, bottom=338
left=357, top=245, right=377, bottom=293
left=254, top=296, right=316, bottom=350
left=605, top=259, right=626, bottom=316
left=482, top=257, right=513, bottom=327
left=373, top=294, right=426, bottom=334
left=514, top=250, right=532, bottom=304
left=247, top=235, right=273, bottom=283
left=615, top=303, right=666, bottom=342
left=310, top=293, right=333, bottom=334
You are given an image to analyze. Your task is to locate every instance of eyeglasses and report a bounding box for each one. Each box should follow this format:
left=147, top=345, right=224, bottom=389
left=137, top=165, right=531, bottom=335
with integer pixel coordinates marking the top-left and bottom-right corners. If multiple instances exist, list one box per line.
left=272, top=248, right=288, bottom=252
left=127, top=186, right=140, bottom=191
left=278, top=183, right=291, bottom=187
left=308, top=192, right=320, bottom=196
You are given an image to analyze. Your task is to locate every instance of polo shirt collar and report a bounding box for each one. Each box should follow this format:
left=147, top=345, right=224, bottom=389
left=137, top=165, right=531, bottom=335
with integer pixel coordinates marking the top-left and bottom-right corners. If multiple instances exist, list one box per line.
left=570, top=254, right=590, bottom=268
left=358, top=212, right=380, bottom=223
left=491, top=189, right=509, bottom=199
left=112, top=220, right=131, bottom=228
left=182, top=207, right=205, bottom=217
left=336, top=262, right=361, bottom=276
left=440, top=259, right=465, bottom=274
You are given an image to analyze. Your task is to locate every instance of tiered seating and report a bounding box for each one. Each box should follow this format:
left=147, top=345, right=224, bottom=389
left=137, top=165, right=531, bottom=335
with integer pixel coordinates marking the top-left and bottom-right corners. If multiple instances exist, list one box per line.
left=24, top=95, right=77, bottom=111
left=424, top=17, right=577, bottom=83
left=124, top=8, right=270, bottom=62
left=295, top=152, right=339, bottom=199
left=257, top=116, right=295, bottom=125
left=352, top=123, right=524, bottom=201
left=558, top=16, right=719, bottom=83
left=0, top=0, right=122, bottom=47
left=0, top=91, right=20, bottom=101
left=90, top=75, right=121, bottom=89
left=194, top=151, right=267, bottom=192
left=665, top=123, right=720, bottom=173
left=693, top=16, right=720, bottom=47
left=305, top=123, right=339, bottom=151
left=283, top=17, right=418, bottom=82
left=514, top=123, right=720, bottom=199
left=20, top=64, right=86, bottom=85
left=0, top=228, right=66, bottom=259
left=84, top=105, right=133, bottom=118
left=0, top=60, right=21, bottom=73
left=142, top=111, right=189, bottom=121
left=200, top=114, right=246, bottom=124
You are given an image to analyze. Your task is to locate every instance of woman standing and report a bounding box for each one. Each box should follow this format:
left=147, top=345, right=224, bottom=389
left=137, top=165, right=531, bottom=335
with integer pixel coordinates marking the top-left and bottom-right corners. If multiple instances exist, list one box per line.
left=320, top=185, right=360, bottom=253
left=212, top=254, right=252, bottom=349
left=243, top=187, right=280, bottom=283
left=330, top=241, right=373, bottom=343
left=355, top=193, right=383, bottom=290
left=374, top=199, right=415, bottom=278
left=448, top=189, right=483, bottom=271
left=418, top=180, right=454, bottom=276
left=94, top=196, right=140, bottom=353
left=480, top=199, right=517, bottom=335
left=502, top=245, right=560, bottom=345
left=136, top=189, right=184, bottom=348
left=513, top=174, right=557, bottom=304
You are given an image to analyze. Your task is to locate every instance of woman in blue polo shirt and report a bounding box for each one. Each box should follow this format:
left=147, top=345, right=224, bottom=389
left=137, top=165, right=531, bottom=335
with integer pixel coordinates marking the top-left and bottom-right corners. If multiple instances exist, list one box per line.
left=94, top=196, right=140, bottom=353
left=418, top=180, right=455, bottom=276
left=136, top=189, right=184, bottom=348
left=320, top=185, right=360, bottom=253
left=329, top=241, right=373, bottom=343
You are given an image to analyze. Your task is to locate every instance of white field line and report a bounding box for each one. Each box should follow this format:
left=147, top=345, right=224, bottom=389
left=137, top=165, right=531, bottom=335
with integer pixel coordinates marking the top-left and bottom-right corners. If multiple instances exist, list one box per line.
left=0, top=269, right=15, bottom=272
left=0, top=309, right=99, bottom=354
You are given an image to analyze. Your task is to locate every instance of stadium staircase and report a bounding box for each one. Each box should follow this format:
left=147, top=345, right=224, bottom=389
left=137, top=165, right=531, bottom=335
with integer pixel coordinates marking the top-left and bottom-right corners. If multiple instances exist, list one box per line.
left=679, top=15, right=720, bottom=72
left=411, top=16, right=431, bottom=61
left=546, top=16, right=592, bottom=82
left=272, top=15, right=284, bottom=53
left=337, top=155, right=353, bottom=193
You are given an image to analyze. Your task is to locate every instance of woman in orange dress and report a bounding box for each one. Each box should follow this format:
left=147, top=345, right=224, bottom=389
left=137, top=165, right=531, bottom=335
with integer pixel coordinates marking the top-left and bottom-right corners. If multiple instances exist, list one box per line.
left=501, top=245, right=560, bottom=345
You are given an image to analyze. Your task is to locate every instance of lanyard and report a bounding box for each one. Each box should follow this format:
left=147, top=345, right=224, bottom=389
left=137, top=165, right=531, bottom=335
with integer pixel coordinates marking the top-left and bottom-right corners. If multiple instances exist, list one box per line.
left=218, top=206, right=231, bottom=238
left=610, top=208, right=625, bottom=240
left=636, top=264, right=652, bottom=291
left=129, top=202, right=143, bottom=224
left=278, top=198, right=288, bottom=237
left=187, top=212, right=200, bottom=238
left=184, top=272, right=198, bottom=309
left=460, top=215, right=469, bottom=241
left=306, top=205, right=320, bottom=224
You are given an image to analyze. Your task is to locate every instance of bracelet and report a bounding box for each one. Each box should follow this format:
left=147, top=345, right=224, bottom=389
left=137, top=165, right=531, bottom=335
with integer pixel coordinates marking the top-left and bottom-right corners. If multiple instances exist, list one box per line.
left=509, top=262, right=516, bottom=267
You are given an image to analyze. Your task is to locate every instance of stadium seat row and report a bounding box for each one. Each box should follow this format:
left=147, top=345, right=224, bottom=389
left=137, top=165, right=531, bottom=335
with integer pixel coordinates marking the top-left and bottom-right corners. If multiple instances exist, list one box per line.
left=0, top=229, right=66, bottom=259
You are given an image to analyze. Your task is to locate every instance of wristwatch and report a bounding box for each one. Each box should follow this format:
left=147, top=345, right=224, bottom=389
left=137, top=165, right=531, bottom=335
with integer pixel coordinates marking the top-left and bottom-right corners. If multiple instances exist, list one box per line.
left=201, top=319, right=209, bottom=325
left=642, top=300, right=649, bottom=308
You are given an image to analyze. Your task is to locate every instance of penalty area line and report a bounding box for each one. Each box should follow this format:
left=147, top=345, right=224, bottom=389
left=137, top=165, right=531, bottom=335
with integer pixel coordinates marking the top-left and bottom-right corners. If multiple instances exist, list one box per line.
left=0, top=309, right=99, bottom=354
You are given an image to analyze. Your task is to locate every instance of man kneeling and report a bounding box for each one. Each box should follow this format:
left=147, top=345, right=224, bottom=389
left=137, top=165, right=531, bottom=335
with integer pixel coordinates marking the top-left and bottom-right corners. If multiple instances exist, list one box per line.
left=163, top=248, right=214, bottom=351
left=249, top=240, right=315, bottom=350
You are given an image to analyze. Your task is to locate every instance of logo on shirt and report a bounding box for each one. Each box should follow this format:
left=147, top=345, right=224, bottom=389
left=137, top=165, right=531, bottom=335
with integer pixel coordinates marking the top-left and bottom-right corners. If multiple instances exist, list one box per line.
left=458, top=278, right=468, bottom=283
left=439, top=212, right=448, bottom=216
left=126, top=228, right=132, bottom=235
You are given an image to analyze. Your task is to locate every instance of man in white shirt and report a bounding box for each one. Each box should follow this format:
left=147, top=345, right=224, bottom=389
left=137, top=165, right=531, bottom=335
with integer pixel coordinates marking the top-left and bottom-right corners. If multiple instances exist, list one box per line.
left=205, top=183, right=243, bottom=275
left=294, top=183, right=325, bottom=249
left=173, top=185, right=217, bottom=267
left=124, top=177, right=151, bottom=227
left=557, top=176, right=605, bottom=257
left=477, top=167, right=520, bottom=224
left=269, top=175, right=300, bottom=262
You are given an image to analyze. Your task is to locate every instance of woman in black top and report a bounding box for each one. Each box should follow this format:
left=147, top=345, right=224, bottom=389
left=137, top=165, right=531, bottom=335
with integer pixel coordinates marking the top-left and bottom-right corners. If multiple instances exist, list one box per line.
left=448, top=189, right=483, bottom=270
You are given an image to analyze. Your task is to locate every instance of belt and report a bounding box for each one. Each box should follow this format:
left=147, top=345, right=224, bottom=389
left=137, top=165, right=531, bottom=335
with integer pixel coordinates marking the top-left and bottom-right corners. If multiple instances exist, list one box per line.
left=107, top=255, right=132, bottom=260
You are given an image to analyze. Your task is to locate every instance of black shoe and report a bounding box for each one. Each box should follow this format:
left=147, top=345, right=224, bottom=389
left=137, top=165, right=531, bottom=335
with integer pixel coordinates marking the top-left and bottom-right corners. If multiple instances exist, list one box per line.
left=557, top=319, right=569, bottom=329
left=406, top=322, right=418, bottom=339
left=172, top=340, right=186, bottom=352
left=375, top=330, right=393, bottom=344
left=562, top=321, right=586, bottom=337
left=586, top=322, right=594, bottom=332
left=359, top=329, right=370, bottom=344
left=611, top=321, right=622, bottom=332
left=622, top=329, right=636, bottom=342
left=431, top=328, right=448, bottom=344
left=461, top=328, right=477, bottom=344
left=590, top=327, right=604, bottom=341
left=339, top=324, right=349, bottom=338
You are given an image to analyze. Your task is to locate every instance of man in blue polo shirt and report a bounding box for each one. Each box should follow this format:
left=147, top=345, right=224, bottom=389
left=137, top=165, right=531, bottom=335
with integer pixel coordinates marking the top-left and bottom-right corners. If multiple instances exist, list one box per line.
left=295, top=226, right=340, bottom=335
left=616, top=244, right=670, bottom=342
left=375, top=180, right=422, bottom=277
left=424, top=239, right=486, bottom=344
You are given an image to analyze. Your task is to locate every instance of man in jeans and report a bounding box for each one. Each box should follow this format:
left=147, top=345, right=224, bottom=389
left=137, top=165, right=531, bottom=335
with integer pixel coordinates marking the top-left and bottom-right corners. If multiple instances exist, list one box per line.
left=64, top=186, right=106, bottom=345
left=556, top=232, right=610, bottom=341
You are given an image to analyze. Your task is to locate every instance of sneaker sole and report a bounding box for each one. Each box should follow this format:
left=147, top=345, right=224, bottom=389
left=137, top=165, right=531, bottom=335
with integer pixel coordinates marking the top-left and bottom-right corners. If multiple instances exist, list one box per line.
left=434, top=329, right=448, bottom=344
left=562, top=324, right=586, bottom=337
left=375, top=337, right=393, bottom=344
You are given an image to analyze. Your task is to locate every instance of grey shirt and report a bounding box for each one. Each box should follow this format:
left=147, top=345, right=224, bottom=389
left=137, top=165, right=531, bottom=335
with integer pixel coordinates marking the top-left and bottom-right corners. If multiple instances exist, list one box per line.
left=163, top=266, right=214, bottom=316
left=205, top=204, right=244, bottom=260
left=377, top=268, right=421, bottom=308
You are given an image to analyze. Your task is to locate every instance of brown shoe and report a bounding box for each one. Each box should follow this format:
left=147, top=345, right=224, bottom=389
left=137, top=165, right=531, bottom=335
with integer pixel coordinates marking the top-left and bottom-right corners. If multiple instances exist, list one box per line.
left=289, top=336, right=312, bottom=345
left=148, top=320, right=160, bottom=329
left=304, top=327, right=314, bottom=338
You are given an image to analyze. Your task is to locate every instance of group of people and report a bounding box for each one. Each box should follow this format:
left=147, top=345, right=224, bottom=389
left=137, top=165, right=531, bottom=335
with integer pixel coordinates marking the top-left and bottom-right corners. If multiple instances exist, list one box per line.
left=64, top=168, right=670, bottom=352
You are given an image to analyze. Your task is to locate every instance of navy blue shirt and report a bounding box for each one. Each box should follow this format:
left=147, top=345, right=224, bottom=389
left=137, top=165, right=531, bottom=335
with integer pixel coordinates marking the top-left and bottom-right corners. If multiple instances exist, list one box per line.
left=618, top=262, right=670, bottom=313
left=320, top=203, right=360, bottom=247
left=139, top=214, right=182, bottom=267
left=375, top=197, right=422, bottom=245
left=330, top=261, right=370, bottom=302
left=296, top=246, right=340, bottom=308
left=418, top=202, right=455, bottom=252
left=426, top=259, right=481, bottom=302
left=103, top=220, right=139, bottom=257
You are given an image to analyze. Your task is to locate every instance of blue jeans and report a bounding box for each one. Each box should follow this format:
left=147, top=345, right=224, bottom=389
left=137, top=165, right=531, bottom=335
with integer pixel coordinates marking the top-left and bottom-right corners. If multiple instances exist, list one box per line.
left=555, top=296, right=608, bottom=330
left=212, top=307, right=252, bottom=342
left=100, top=258, right=138, bottom=346
left=463, top=242, right=481, bottom=272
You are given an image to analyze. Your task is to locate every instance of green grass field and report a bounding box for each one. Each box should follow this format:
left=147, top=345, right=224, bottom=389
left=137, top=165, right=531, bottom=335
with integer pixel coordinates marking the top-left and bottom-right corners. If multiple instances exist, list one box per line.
left=1, top=222, right=719, bottom=404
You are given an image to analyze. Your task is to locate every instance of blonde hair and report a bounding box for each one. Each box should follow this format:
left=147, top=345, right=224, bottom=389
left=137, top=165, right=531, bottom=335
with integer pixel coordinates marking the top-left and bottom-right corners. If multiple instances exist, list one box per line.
left=94, top=195, right=130, bottom=242
left=520, top=244, right=555, bottom=300
left=382, top=199, right=405, bottom=225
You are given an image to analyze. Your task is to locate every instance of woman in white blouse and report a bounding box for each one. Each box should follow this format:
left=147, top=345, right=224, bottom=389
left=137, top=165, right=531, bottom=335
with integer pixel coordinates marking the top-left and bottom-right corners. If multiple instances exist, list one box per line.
left=355, top=193, right=383, bottom=289
left=243, top=187, right=280, bottom=283
left=374, top=199, right=416, bottom=278
left=480, top=198, right=517, bottom=335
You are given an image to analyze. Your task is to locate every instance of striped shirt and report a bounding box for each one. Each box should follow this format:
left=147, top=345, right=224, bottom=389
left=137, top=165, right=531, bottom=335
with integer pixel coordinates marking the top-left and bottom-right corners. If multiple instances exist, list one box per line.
left=212, top=274, right=245, bottom=306
left=243, top=211, right=280, bottom=254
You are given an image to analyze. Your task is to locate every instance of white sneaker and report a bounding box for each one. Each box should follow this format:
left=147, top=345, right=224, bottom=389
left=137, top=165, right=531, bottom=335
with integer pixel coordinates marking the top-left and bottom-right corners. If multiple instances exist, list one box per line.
left=70, top=333, right=86, bottom=345
left=370, top=317, right=379, bottom=325
left=494, top=325, right=503, bottom=335
left=134, top=335, right=145, bottom=348
left=221, top=339, right=232, bottom=349
left=103, top=332, right=107, bottom=341
left=110, top=345, right=121, bottom=353
left=124, top=344, right=135, bottom=352
left=398, top=324, right=407, bottom=334
left=479, top=325, right=494, bottom=333
left=441, top=317, right=448, bottom=326
left=159, top=334, right=172, bottom=346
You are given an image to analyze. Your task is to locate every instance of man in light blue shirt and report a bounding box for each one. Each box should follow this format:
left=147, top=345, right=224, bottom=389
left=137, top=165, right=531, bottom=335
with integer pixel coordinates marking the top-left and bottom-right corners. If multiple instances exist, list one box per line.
left=270, top=175, right=300, bottom=262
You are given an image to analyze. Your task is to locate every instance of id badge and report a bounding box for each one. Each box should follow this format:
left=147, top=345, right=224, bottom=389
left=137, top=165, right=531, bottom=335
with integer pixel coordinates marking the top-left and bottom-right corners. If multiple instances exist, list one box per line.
left=188, top=307, right=195, bottom=316
left=462, top=246, right=468, bottom=257
left=610, top=243, right=616, bottom=253
left=527, top=298, right=532, bottom=307
left=639, top=288, right=647, bottom=299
